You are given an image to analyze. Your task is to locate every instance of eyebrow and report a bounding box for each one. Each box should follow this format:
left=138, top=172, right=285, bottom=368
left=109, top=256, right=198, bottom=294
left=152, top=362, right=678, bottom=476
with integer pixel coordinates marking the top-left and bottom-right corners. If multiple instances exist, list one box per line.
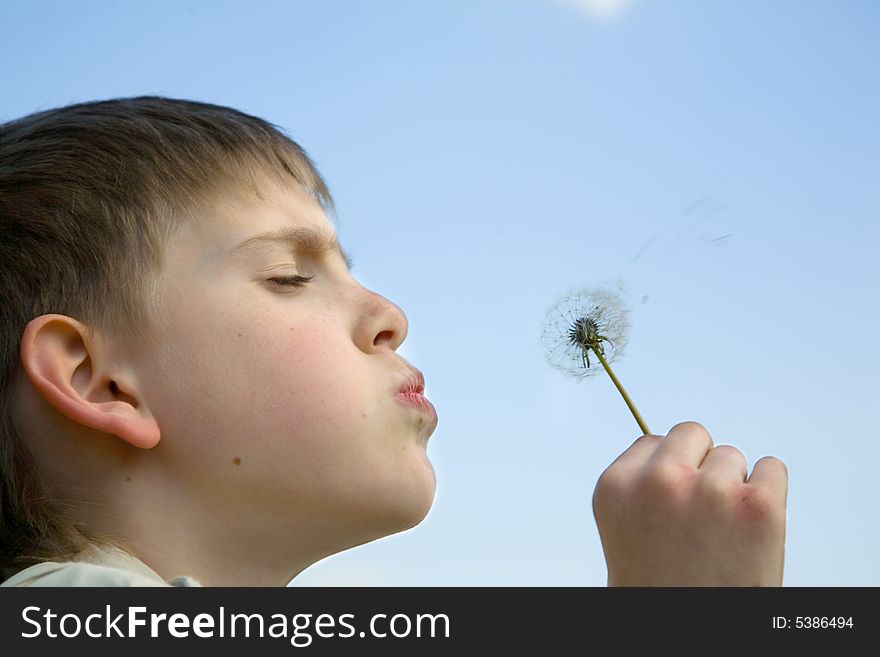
left=232, top=226, right=354, bottom=271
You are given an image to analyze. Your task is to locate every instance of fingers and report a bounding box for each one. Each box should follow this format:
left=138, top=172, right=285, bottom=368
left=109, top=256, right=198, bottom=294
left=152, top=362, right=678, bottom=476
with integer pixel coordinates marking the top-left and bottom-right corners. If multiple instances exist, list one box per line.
left=607, top=433, right=662, bottom=472
left=594, top=434, right=661, bottom=501
left=699, top=445, right=749, bottom=483
left=747, top=456, right=789, bottom=502
left=602, top=422, right=787, bottom=508
left=651, top=421, right=714, bottom=469
left=606, top=422, right=715, bottom=478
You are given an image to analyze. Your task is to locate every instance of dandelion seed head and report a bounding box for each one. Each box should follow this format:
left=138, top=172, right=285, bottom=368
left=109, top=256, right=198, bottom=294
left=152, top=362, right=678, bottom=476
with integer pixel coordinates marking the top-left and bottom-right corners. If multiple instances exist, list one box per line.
left=541, top=285, right=630, bottom=379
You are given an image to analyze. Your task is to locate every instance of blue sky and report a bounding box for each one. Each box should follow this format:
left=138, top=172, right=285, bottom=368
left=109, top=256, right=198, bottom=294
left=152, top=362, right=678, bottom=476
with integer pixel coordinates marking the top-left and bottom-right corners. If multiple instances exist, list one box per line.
left=3, top=0, right=878, bottom=585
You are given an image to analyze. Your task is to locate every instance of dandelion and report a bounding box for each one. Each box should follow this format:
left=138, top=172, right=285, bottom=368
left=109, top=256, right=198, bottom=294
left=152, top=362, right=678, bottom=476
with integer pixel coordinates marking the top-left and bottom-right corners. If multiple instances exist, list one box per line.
left=541, top=286, right=651, bottom=435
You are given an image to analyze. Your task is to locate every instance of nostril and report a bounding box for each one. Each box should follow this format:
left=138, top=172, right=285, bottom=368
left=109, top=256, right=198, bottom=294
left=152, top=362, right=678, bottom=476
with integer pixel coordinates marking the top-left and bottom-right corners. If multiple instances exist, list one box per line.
left=374, top=329, right=395, bottom=346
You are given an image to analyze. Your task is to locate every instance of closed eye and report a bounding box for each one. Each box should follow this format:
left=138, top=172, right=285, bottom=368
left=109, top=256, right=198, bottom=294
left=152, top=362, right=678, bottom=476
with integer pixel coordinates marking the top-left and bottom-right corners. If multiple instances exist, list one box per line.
left=267, top=274, right=316, bottom=288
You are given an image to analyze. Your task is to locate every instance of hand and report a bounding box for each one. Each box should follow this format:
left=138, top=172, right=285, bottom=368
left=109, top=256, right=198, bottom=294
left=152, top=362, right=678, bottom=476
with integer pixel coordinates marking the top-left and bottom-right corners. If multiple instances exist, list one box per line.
left=592, top=421, right=788, bottom=586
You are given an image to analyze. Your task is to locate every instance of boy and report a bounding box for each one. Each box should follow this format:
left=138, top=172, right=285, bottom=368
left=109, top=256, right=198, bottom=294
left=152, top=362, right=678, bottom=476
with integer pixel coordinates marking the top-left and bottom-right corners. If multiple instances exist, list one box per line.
left=0, top=97, right=787, bottom=587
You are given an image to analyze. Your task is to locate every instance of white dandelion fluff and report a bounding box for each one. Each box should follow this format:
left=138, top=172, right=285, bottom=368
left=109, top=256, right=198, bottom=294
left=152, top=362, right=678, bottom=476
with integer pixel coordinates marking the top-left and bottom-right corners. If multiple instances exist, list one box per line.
left=541, top=284, right=650, bottom=435
left=541, top=286, right=630, bottom=379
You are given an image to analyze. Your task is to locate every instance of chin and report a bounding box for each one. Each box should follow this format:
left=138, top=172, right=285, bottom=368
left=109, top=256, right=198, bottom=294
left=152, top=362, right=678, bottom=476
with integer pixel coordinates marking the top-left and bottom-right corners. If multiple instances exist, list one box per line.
left=356, top=465, right=438, bottom=541
left=389, top=467, right=438, bottom=532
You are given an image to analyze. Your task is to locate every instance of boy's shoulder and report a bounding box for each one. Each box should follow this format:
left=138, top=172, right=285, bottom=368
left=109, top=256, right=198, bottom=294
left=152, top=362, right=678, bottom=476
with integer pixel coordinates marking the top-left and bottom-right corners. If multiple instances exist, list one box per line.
left=1, top=561, right=178, bottom=587
left=0, top=544, right=202, bottom=587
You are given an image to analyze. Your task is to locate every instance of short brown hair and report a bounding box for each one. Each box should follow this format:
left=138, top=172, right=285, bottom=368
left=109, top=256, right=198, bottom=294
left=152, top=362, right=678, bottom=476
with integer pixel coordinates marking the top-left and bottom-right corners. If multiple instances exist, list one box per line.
left=0, top=96, right=335, bottom=581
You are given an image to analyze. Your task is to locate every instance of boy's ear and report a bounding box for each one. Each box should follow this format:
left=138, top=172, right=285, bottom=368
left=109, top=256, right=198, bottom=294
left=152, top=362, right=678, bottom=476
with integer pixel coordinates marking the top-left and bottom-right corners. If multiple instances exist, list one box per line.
left=19, top=314, right=160, bottom=450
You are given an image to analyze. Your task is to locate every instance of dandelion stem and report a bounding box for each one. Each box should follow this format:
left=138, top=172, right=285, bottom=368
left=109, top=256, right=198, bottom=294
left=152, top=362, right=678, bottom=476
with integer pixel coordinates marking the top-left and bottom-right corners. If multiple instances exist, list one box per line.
left=592, top=346, right=651, bottom=436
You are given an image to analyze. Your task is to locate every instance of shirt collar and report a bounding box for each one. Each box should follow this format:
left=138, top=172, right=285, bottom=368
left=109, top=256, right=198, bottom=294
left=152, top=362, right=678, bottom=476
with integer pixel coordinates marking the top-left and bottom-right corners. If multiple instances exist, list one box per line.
left=74, top=543, right=203, bottom=587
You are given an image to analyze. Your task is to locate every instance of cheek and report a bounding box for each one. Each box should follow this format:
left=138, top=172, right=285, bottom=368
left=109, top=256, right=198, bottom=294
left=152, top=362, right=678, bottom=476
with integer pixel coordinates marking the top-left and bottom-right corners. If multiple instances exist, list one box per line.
left=149, top=308, right=369, bottom=473
left=144, top=294, right=437, bottom=531
left=245, top=321, right=362, bottom=430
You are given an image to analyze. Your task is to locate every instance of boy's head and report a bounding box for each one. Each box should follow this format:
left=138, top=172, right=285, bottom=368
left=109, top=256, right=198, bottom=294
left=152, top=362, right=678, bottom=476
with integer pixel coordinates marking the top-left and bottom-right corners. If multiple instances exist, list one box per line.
left=0, top=96, right=437, bottom=585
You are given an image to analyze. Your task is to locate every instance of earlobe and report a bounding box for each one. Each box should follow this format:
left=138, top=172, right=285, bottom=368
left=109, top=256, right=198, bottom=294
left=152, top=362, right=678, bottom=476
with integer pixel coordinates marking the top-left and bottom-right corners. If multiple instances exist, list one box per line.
left=19, top=314, right=161, bottom=450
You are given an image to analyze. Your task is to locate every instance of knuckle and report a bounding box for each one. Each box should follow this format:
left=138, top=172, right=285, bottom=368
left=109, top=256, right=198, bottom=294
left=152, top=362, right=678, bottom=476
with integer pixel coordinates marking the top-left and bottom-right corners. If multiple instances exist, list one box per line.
left=593, top=469, right=630, bottom=521
left=757, top=455, right=788, bottom=478
left=642, top=461, right=696, bottom=498
left=672, top=420, right=707, bottom=434
left=697, top=474, right=739, bottom=505
left=670, top=420, right=714, bottom=448
left=634, top=434, right=661, bottom=447
left=594, top=467, right=628, bottom=502
left=713, top=444, right=744, bottom=458
left=712, top=444, right=748, bottom=467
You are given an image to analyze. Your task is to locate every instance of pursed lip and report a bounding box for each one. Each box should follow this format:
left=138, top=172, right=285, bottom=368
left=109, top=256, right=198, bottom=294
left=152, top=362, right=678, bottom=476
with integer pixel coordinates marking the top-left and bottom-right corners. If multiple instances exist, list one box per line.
left=395, top=368, right=438, bottom=425
left=397, top=368, right=426, bottom=396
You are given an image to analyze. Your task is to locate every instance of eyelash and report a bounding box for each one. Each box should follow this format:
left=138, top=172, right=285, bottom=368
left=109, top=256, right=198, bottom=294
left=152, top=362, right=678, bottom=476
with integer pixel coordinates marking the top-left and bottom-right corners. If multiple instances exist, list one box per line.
left=267, top=274, right=316, bottom=288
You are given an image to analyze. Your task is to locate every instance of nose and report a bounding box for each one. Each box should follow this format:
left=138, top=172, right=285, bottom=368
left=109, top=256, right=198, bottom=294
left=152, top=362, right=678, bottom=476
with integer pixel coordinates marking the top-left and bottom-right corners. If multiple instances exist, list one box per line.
left=354, top=286, right=409, bottom=353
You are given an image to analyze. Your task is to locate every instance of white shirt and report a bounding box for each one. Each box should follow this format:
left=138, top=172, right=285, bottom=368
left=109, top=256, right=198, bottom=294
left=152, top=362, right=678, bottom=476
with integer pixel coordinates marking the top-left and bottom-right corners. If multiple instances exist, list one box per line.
left=0, top=544, right=202, bottom=587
